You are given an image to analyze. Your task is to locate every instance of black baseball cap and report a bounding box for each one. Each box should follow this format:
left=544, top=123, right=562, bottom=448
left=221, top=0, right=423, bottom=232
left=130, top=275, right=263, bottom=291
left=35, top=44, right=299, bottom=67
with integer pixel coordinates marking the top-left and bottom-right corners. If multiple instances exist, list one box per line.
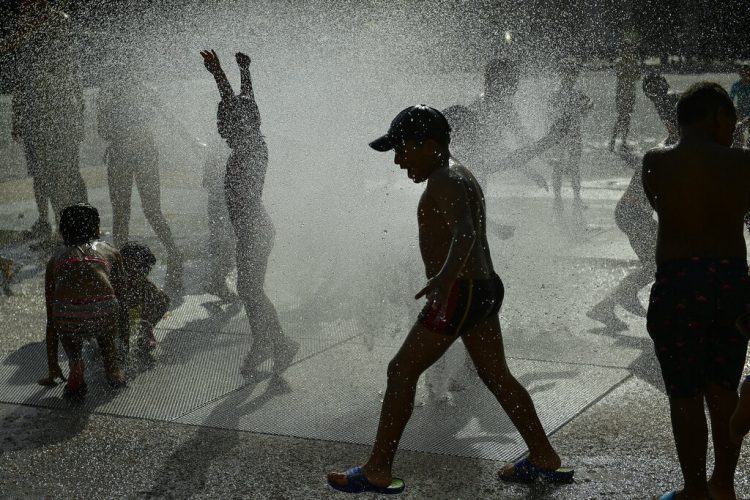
left=369, top=105, right=451, bottom=152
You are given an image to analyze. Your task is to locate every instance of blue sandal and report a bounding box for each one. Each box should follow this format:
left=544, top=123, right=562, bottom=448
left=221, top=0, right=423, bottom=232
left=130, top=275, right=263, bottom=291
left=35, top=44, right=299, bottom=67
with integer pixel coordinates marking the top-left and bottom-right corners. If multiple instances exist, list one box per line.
left=658, top=492, right=676, bottom=500
left=327, top=466, right=405, bottom=494
left=498, top=457, right=575, bottom=484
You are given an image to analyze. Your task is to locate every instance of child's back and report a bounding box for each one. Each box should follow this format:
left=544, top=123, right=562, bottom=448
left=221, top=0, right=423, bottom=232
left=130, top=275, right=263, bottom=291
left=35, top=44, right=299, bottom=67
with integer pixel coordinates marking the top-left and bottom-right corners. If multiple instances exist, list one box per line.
left=50, top=240, right=122, bottom=304
left=643, top=140, right=750, bottom=263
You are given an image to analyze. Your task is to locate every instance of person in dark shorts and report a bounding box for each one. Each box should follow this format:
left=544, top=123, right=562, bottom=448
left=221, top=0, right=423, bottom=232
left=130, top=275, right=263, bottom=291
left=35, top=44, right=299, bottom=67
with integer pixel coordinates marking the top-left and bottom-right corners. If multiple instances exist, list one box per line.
left=326, top=105, right=573, bottom=494
left=642, top=82, right=750, bottom=500
left=38, top=204, right=127, bottom=398
left=119, top=241, right=171, bottom=352
left=200, top=49, right=298, bottom=375
left=588, top=73, right=679, bottom=328
left=97, top=67, right=184, bottom=295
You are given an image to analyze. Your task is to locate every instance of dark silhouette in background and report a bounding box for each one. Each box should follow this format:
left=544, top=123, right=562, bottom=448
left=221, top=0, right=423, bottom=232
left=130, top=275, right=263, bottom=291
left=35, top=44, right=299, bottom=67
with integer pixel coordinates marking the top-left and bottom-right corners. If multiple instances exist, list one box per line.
left=504, top=60, right=592, bottom=215
left=588, top=72, right=679, bottom=330
left=96, top=65, right=184, bottom=295
left=10, top=0, right=87, bottom=242
left=608, top=42, right=640, bottom=151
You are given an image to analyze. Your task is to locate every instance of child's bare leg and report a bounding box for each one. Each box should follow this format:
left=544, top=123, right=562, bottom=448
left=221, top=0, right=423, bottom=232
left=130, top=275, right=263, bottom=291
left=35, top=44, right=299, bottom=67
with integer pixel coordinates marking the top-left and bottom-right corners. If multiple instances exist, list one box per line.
left=669, top=395, right=711, bottom=498
left=327, top=323, right=456, bottom=488
left=97, top=326, right=125, bottom=385
left=705, top=384, right=740, bottom=500
left=462, top=317, right=560, bottom=474
left=60, top=334, right=86, bottom=389
left=730, top=379, right=750, bottom=443
left=38, top=325, right=66, bottom=386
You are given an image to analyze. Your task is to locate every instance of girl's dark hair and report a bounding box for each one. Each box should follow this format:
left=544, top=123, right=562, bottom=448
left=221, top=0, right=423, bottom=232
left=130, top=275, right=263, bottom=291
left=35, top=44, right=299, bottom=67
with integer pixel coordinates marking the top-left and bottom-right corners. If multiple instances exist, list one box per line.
left=59, top=204, right=100, bottom=245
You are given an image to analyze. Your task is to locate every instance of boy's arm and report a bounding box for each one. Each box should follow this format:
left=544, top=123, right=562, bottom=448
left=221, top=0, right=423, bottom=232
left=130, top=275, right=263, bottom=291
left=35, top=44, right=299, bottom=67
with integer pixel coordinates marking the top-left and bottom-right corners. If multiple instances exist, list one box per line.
left=415, top=173, right=477, bottom=314
left=200, top=50, right=234, bottom=102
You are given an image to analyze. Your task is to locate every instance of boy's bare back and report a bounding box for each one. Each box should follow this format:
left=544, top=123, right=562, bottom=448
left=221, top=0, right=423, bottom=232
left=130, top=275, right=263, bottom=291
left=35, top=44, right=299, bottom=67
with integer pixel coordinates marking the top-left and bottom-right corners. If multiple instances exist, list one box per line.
left=643, top=142, right=750, bottom=264
left=417, top=160, right=494, bottom=280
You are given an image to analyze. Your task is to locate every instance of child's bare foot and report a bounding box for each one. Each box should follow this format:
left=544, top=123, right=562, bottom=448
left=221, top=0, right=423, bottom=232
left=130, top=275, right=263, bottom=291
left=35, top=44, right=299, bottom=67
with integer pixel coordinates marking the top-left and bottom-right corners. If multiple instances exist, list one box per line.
left=38, top=375, right=61, bottom=387
left=38, top=369, right=66, bottom=387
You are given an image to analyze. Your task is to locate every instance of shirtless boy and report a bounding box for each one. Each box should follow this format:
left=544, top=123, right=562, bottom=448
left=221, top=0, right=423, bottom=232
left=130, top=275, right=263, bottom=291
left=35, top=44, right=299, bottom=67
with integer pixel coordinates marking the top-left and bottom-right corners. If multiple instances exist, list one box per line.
left=642, top=82, right=750, bottom=500
left=326, top=105, right=573, bottom=494
left=39, top=204, right=127, bottom=398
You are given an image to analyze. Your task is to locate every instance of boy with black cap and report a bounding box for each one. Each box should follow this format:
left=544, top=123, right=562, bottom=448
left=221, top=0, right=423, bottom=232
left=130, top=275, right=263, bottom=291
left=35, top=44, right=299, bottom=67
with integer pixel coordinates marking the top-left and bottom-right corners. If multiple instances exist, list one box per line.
left=643, top=82, right=750, bottom=500
left=326, top=105, right=573, bottom=494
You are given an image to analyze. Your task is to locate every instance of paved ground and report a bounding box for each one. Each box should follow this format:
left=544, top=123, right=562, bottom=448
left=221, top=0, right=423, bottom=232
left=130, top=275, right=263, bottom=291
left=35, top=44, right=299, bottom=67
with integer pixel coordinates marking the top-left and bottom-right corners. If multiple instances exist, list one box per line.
left=1, top=162, right=750, bottom=499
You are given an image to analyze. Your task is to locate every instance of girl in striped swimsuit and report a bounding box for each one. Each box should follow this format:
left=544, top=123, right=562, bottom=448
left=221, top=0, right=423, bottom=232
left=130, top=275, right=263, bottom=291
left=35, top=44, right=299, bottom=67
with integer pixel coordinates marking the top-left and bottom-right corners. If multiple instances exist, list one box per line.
left=39, top=204, right=126, bottom=398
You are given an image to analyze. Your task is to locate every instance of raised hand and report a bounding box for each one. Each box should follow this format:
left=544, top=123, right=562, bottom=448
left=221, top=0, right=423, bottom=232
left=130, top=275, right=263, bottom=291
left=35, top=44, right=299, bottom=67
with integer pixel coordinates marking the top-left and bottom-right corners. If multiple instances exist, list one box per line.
left=235, top=52, right=251, bottom=68
left=200, top=49, right=222, bottom=74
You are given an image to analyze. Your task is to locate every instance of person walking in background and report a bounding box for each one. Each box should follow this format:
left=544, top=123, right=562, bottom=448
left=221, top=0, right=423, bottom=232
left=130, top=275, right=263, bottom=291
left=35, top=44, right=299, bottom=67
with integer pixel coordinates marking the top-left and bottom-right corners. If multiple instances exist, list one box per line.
left=504, top=59, right=593, bottom=215
left=11, top=0, right=87, bottom=243
left=97, top=64, right=184, bottom=296
left=588, top=72, right=679, bottom=329
left=608, top=42, right=640, bottom=151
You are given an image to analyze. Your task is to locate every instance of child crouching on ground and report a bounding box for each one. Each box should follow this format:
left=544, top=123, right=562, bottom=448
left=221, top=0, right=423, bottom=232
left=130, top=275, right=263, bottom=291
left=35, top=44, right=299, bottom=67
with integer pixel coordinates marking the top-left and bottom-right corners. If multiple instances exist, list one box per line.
left=38, top=204, right=127, bottom=398
left=119, top=241, right=170, bottom=351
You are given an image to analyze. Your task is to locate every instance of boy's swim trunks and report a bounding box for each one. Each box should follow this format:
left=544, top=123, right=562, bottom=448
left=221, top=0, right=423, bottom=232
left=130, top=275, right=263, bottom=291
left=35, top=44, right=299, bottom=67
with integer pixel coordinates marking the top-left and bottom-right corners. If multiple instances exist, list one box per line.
left=419, top=273, right=504, bottom=336
left=647, top=257, right=750, bottom=398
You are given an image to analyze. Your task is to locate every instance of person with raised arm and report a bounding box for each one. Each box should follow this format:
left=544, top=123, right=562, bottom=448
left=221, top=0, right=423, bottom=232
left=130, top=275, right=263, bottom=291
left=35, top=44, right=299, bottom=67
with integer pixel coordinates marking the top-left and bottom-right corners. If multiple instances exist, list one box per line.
left=200, top=49, right=298, bottom=375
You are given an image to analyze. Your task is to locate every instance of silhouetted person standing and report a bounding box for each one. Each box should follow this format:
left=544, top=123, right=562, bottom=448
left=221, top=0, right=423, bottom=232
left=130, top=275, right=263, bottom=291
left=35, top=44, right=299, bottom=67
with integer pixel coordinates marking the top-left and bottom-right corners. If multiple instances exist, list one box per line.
left=97, top=67, right=184, bottom=295
left=643, top=82, right=750, bottom=500
left=200, top=49, right=298, bottom=374
left=11, top=0, right=87, bottom=240
left=608, top=46, right=640, bottom=151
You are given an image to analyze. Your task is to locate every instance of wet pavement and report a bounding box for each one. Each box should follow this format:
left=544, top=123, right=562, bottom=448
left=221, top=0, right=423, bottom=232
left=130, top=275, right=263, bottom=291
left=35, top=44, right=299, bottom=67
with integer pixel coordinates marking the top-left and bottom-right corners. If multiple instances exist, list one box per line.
left=1, top=167, right=749, bottom=499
